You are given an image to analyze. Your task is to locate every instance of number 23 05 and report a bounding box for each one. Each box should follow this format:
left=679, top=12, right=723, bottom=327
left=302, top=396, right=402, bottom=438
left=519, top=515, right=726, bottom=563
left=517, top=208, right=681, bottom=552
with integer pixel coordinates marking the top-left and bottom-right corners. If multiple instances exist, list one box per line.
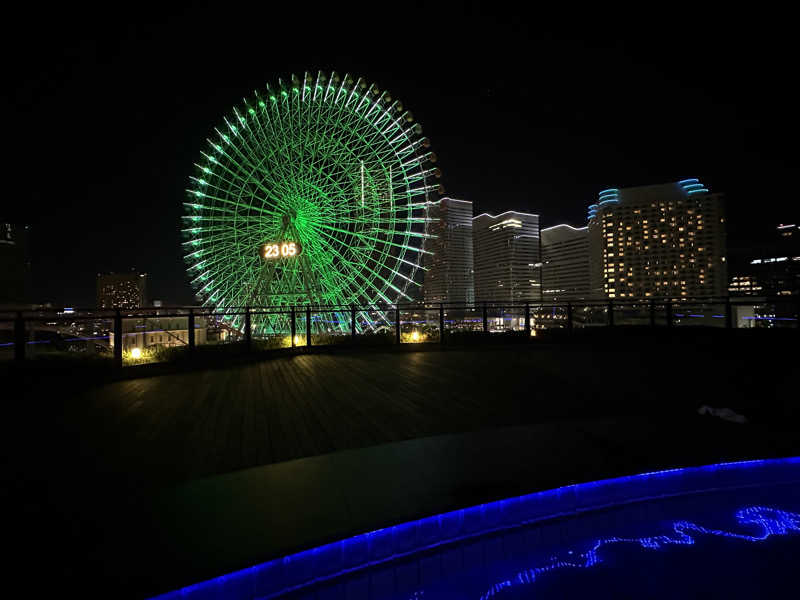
left=261, top=242, right=299, bottom=259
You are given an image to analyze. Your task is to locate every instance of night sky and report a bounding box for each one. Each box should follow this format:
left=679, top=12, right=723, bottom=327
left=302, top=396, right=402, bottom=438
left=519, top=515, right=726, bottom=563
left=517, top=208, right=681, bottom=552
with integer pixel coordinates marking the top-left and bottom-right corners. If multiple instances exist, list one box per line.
left=4, top=3, right=796, bottom=306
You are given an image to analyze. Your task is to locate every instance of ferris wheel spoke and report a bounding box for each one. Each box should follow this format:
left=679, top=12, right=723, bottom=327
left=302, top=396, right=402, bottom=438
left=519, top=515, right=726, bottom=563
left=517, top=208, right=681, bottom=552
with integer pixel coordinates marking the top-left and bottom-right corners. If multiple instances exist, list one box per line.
left=309, top=226, right=415, bottom=303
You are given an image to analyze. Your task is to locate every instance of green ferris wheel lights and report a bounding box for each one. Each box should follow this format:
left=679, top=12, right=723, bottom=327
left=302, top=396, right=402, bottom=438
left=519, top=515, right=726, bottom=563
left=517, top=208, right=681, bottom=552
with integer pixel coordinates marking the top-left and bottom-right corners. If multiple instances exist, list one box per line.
left=182, top=71, right=442, bottom=335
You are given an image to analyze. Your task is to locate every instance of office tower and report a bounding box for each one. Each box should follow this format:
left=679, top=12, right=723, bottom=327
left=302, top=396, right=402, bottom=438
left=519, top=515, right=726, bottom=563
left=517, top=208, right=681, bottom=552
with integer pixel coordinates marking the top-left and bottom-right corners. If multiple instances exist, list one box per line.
left=587, top=179, right=726, bottom=299
left=472, top=211, right=540, bottom=303
left=423, top=197, right=474, bottom=304
left=541, top=224, right=591, bottom=300
left=97, top=271, right=148, bottom=310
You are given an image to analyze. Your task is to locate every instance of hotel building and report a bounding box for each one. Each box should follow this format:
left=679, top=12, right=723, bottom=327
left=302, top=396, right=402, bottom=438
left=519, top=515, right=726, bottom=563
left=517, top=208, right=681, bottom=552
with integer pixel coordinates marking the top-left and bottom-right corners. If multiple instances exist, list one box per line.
left=472, top=211, right=541, bottom=303
left=587, top=179, right=727, bottom=299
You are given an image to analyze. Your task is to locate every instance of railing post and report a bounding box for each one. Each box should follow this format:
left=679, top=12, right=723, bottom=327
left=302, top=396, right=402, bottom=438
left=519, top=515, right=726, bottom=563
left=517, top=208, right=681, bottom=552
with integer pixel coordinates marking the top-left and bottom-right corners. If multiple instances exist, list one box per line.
left=395, top=305, right=401, bottom=344
left=725, top=298, right=733, bottom=329
left=188, top=308, right=195, bottom=352
left=524, top=302, right=531, bottom=337
left=566, top=302, right=573, bottom=334
left=439, top=302, right=445, bottom=345
left=665, top=301, right=673, bottom=328
left=350, top=305, right=356, bottom=343
left=482, top=302, right=488, bottom=334
left=113, top=309, right=123, bottom=368
left=649, top=299, right=656, bottom=327
left=290, top=307, right=296, bottom=347
left=607, top=300, right=614, bottom=327
left=244, top=306, right=252, bottom=351
left=795, top=296, right=800, bottom=329
left=14, top=311, right=25, bottom=362
left=306, top=306, right=311, bottom=347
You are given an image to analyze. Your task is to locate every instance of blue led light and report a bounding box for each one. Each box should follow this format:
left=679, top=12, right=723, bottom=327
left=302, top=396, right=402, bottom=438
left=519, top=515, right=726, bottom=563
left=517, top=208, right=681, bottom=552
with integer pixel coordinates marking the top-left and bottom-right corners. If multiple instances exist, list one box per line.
left=151, top=457, right=800, bottom=600
left=598, top=188, right=619, bottom=195
left=744, top=316, right=798, bottom=321
left=0, top=339, right=54, bottom=347
left=678, top=178, right=709, bottom=195
left=478, top=505, right=800, bottom=600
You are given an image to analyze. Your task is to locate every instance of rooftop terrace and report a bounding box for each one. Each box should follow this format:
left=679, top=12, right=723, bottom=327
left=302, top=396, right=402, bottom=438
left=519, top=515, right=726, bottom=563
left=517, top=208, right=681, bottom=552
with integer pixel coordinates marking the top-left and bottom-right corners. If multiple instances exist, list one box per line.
left=3, top=330, right=798, bottom=598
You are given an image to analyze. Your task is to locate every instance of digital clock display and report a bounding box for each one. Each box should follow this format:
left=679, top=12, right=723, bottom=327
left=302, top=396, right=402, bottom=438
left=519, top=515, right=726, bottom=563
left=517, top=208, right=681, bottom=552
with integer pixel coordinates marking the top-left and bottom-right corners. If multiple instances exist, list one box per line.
left=259, top=241, right=301, bottom=259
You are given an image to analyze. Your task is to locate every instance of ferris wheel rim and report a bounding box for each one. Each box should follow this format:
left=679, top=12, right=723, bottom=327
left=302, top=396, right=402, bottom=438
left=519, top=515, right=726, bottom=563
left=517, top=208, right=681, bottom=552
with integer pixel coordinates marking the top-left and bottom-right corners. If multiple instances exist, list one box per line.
left=182, top=70, right=441, bottom=333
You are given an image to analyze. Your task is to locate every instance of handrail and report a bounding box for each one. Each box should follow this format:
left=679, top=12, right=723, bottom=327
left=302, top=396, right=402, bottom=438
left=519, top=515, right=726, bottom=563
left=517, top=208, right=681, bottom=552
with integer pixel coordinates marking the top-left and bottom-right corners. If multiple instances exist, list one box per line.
left=1, top=295, right=796, bottom=320
left=3, top=296, right=796, bottom=366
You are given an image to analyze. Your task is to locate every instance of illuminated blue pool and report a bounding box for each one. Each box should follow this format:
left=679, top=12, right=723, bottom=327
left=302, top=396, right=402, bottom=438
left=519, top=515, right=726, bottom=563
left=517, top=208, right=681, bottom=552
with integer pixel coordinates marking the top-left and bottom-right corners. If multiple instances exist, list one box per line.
left=154, top=458, right=800, bottom=599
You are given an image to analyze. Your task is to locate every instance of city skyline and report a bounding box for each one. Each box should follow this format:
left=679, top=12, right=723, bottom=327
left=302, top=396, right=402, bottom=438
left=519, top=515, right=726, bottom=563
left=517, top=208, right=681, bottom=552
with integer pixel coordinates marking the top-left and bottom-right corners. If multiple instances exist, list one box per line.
left=3, top=4, right=796, bottom=306
left=3, top=177, right=793, bottom=308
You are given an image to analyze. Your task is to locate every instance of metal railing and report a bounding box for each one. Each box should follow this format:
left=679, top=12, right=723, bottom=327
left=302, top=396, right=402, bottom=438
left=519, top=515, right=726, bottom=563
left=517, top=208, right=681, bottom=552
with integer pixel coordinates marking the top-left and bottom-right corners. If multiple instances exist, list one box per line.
left=1, top=295, right=797, bottom=368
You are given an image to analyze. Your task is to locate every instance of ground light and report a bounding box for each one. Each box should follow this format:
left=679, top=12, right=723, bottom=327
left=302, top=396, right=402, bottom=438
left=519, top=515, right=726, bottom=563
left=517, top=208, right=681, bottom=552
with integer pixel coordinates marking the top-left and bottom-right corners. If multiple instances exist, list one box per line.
left=411, top=330, right=420, bottom=342
left=131, top=347, right=142, bottom=359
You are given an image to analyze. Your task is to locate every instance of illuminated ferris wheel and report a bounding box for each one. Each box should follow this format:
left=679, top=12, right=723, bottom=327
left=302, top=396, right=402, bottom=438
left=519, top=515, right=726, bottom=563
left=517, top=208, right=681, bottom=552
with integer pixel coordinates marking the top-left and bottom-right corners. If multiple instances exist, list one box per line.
left=182, top=71, right=442, bottom=334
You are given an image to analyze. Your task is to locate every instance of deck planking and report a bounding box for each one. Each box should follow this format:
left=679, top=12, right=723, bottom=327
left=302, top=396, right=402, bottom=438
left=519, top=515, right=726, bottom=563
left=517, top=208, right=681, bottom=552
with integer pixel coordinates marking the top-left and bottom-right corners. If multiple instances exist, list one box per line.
left=15, top=340, right=791, bottom=493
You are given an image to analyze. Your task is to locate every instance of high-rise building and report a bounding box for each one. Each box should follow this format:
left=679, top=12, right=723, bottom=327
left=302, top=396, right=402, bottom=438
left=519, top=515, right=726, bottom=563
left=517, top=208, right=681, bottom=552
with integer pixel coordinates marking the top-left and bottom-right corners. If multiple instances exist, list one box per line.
left=472, top=211, right=540, bottom=303
left=97, top=271, right=148, bottom=310
left=0, top=223, right=32, bottom=307
left=728, top=223, right=799, bottom=327
left=541, top=224, right=591, bottom=300
left=423, top=197, right=474, bottom=304
left=587, top=179, right=727, bottom=299
left=729, top=223, right=800, bottom=298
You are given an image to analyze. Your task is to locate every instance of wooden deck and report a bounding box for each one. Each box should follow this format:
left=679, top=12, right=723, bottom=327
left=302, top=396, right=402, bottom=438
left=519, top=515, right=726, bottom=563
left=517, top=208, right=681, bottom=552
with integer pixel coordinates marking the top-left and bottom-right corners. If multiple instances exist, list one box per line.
left=16, top=334, right=787, bottom=491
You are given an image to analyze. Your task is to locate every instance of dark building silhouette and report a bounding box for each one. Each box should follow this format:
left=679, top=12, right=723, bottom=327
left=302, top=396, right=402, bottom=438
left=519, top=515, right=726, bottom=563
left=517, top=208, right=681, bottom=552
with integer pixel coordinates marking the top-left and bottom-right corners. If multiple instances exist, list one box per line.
left=728, top=223, right=799, bottom=327
left=0, top=223, right=32, bottom=307
left=729, top=223, right=800, bottom=297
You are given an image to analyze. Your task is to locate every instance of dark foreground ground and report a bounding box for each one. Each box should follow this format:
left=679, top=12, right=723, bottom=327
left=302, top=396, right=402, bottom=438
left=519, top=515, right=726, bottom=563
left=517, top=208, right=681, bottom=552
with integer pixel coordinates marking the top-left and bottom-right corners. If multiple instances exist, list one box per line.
left=2, top=329, right=798, bottom=598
